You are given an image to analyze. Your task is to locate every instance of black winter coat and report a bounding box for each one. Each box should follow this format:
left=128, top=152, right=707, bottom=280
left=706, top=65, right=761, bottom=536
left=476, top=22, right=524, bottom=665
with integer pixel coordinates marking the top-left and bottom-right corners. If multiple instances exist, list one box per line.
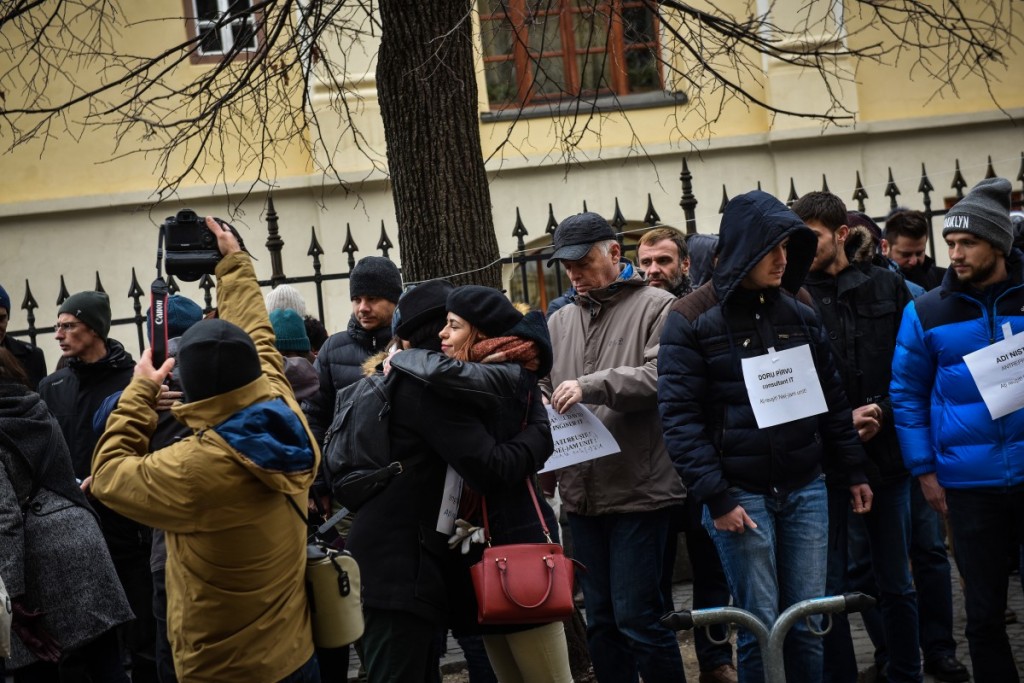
left=1, top=335, right=47, bottom=391
left=658, top=191, right=867, bottom=519
left=37, top=339, right=147, bottom=560
left=38, top=339, right=135, bottom=479
left=304, top=315, right=393, bottom=443
left=804, top=263, right=911, bottom=484
left=345, top=353, right=553, bottom=632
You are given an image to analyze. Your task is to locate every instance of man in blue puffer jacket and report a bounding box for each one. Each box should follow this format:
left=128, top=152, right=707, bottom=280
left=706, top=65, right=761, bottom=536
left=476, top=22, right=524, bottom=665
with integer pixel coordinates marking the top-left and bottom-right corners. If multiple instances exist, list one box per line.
left=659, top=190, right=871, bottom=683
left=891, top=176, right=1024, bottom=683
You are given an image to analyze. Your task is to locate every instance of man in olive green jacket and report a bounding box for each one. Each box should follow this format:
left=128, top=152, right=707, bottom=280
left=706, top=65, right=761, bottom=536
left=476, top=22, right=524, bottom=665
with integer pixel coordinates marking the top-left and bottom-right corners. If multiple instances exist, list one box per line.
left=542, top=212, right=685, bottom=683
left=92, top=218, right=320, bottom=683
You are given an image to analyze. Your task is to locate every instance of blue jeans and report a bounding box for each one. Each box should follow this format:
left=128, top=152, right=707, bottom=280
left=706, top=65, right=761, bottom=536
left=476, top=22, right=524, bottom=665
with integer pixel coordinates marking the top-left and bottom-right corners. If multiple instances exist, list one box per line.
left=703, top=477, right=828, bottom=683
left=567, top=508, right=686, bottom=683
left=945, top=485, right=1024, bottom=683
left=909, top=480, right=958, bottom=661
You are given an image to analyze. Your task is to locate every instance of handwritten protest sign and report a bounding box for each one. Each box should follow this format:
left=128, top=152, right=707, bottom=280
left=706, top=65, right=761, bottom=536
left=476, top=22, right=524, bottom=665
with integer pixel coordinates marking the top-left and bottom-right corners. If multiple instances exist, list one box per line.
left=539, top=404, right=621, bottom=473
left=963, top=321, right=1024, bottom=420
left=741, top=345, right=827, bottom=429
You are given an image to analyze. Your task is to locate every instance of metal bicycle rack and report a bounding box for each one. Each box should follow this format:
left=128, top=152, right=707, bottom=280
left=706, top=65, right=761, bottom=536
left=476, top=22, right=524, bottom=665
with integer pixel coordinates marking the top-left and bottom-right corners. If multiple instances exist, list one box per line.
left=661, top=592, right=877, bottom=683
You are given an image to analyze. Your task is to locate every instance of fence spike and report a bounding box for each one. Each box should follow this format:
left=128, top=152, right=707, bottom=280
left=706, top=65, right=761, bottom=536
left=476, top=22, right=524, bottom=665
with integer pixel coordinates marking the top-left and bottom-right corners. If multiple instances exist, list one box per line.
left=307, top=226, right=326, bottom=323
left=265, top=193, right=286, bottom=284
left=919, top=163, right=937, bottom=262
left=884, top=168, right=901, bottom=210
left=95, top=272, right=106, bottom=294
left=611, top=199, right=627, bottom=230
left=129, top=267, right=146, bottom=355
left=644, top=194, right=661, bottom=226
left=719, top=185, right=730, bottom=214
left=512, top=208, right=529, bottom=253
left=918, top=163, right=935, bottom=194
left=679, top=157, right=698, bottom=234
left=821, top=174, right=830, bottom=194
left=985, top=155, right=996, bottom=179
left=21, top=279, right=38, bottom=345
left=57, top=276, right=69, bottom=305
left=787, top=179, right=799, bottom=207
left=582, top=200, right=588, bottom=213
left=342, top=224, right=358, bottom=271
left=852, top=171, right=868, bottom=213
left=377, top=221, right=394, bottom=259
left=545, top=204, right=559, bottom=236
left=199, top=274, right=216, bottom=314
left=166, top=275, right=180, bottom=295
left=951, top=160, right=967, bottom=199
left=757, top=181, right=762, bottom=191
left=20, top=280, right=38, bottom=314
left=307, top=226, right=324, bottom=258
left=128, top=269, right=144, bottom=300
left=1017, top=151, right=1024, bottom=184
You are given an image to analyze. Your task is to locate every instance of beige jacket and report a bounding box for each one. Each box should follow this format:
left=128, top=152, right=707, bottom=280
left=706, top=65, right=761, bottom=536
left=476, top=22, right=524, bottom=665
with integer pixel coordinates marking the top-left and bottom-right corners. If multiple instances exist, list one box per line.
left=542, top=269, right=685, bottom=515
left=92, top=252, right=319, bottom=682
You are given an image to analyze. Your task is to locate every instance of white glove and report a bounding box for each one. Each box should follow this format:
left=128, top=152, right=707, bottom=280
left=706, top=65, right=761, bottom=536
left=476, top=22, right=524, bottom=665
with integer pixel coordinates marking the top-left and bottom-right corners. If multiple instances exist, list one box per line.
left=447, top=519, right=486, bottom=554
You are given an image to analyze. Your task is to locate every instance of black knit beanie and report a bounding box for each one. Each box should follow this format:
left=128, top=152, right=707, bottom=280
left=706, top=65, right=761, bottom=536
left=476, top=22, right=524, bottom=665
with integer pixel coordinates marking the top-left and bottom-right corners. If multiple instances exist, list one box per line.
left=176, top=319, right=262, bottom=402
left=349, top=256, right=402, bottom=303
left=942, top=177, right=1014, bottom=254
left=394, top=279, right=454, bottom=340
left=446, top=286, right=523, bottom=337
left=58, top=291, right=112, bottom=340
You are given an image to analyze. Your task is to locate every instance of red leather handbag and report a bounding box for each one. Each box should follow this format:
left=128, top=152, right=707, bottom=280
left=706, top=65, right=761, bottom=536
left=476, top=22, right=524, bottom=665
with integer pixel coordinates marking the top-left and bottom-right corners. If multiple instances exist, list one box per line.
left=469, top=480, right=579, bottom=624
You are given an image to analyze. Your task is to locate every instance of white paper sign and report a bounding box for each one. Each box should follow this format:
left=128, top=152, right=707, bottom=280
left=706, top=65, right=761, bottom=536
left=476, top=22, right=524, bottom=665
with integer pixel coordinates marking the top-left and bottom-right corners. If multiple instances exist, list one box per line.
left=435, top=466, right=462, bottom=535
left=963, top=322, right=1024, bottom=420
left=539, top=404, right=621, bottom=473
left=741, top=344, right=828, bottom=429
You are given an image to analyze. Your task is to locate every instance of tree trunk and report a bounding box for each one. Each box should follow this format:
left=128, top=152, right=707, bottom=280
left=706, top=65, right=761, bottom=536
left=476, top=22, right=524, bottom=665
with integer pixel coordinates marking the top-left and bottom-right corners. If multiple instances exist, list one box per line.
left=377, top=0, right=501, bottom=289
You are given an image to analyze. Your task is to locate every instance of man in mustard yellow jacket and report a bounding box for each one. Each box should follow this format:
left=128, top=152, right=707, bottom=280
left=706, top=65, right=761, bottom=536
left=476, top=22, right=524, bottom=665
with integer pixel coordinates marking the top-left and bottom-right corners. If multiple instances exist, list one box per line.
left=92, top=217, right=320, bottom=683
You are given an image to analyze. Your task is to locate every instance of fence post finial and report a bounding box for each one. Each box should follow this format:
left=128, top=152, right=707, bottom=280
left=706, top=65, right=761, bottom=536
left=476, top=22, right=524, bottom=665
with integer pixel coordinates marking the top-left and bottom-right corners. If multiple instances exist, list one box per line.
left=265, top=194, right=286, bottom=285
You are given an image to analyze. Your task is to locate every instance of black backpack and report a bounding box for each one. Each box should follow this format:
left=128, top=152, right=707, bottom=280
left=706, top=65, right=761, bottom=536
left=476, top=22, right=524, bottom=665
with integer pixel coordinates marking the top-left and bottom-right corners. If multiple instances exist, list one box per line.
left=321, top=372, right=422, bottom=510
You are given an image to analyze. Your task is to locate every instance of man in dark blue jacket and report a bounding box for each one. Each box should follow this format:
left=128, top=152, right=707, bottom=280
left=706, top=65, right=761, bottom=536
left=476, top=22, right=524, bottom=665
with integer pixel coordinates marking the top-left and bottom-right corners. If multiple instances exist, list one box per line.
left=891, top=177, right=1024, bottom=683
left=658, top=190, right=871, bottom=683
left=794, top=192, right=919, bottom=683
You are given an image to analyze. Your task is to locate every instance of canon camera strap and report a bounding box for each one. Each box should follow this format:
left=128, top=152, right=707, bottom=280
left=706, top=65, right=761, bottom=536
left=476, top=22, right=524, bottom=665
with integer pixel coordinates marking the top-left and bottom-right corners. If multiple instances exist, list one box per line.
left=151, top=224, right=170, bottom=367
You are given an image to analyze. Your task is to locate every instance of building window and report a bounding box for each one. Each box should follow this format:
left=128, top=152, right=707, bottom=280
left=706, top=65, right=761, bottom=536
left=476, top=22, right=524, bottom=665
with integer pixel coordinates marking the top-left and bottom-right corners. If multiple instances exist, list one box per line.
left=188, top=0, right=259, bottom=58
left=479, top=0, right=663, bottom=109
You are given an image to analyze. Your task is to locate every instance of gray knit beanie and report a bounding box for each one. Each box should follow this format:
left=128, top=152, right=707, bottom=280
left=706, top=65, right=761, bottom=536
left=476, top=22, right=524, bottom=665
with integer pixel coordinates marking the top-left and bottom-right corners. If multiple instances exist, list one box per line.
left=942, top=177, right=1014, bottom=254
left=349, top=256, right=402, bottom=303
left=265, top=284, right=308, bottom=318
left=58, top=291, right=112, bottom=340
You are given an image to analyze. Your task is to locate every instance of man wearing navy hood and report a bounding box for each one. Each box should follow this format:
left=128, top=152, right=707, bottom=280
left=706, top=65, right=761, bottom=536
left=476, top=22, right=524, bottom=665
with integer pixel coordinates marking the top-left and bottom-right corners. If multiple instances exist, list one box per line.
left=659, top=190, right=871, bottom=682
left=891, top=177, right=1024, bottom=682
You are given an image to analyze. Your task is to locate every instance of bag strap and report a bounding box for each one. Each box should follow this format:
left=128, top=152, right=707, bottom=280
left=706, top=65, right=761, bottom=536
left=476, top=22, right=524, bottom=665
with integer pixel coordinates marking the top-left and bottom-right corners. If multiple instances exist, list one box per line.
left=481, top=478, right=551, bottom=546
left=284, top=494, right=349, bottom=545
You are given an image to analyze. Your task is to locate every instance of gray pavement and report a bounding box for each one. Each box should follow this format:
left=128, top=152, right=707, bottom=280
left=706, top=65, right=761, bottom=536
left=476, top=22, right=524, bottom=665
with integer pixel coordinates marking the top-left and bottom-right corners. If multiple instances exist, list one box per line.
left=415, top=561, right=1024, bottom=682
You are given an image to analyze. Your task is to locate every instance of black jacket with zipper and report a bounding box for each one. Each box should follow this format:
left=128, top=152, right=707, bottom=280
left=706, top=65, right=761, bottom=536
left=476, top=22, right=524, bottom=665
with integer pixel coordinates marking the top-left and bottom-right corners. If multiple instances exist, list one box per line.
left=804, top=262, right=912, bottom=484
left=658, top=191, right=867, bottom=519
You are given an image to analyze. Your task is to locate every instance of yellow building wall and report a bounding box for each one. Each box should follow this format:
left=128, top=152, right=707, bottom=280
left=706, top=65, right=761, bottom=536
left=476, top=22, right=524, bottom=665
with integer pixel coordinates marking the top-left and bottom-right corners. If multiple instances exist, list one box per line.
left=0, top=2, right=314, bottom=205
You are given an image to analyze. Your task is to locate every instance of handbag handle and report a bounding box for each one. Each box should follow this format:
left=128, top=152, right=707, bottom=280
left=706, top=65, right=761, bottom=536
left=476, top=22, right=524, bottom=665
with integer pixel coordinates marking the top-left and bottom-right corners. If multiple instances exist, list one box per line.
left=497, top=554, right=556, bottom=609
left=480, top=478, right=552, bottom=545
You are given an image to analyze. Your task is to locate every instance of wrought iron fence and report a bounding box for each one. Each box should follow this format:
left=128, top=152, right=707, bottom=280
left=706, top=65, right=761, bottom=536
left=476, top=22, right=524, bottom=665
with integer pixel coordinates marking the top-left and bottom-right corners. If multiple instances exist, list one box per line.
left=7, top=152, right=1024, bottom=357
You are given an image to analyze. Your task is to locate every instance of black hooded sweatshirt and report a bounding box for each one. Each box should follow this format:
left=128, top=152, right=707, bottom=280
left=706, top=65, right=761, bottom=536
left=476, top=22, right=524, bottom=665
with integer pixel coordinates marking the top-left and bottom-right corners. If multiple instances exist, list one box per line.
left=658, top=191, right=867, bottom=519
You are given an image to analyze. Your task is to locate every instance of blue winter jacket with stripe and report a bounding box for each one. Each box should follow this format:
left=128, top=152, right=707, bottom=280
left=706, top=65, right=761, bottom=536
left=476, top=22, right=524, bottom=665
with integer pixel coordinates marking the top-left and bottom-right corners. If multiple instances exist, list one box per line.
left=891, top=249, right=1024, bottom=489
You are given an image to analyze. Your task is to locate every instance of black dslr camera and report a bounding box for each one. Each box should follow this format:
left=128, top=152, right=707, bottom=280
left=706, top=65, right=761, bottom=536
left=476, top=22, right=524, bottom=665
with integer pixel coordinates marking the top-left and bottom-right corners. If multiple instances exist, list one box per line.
left=162, top=209, right=246, bottom=281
